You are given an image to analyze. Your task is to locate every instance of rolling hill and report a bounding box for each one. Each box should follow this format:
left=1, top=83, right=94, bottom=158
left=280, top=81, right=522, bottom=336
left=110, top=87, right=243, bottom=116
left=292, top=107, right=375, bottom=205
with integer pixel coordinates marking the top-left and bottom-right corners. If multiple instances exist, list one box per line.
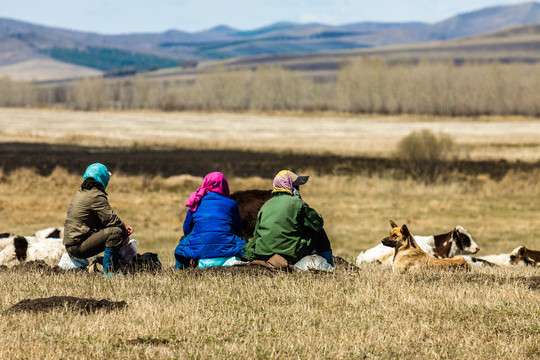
left=0, top=2, right=538, bottom=81
left=132, top=23, right=539, bottom=84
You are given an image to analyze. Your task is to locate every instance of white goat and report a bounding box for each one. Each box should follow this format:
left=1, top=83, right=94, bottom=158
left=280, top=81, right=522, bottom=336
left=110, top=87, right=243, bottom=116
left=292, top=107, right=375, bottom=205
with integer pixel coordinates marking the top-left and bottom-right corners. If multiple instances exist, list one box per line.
left=0, top=235, right=65, bottom=268
left=463, top=246, right=537, bottom=267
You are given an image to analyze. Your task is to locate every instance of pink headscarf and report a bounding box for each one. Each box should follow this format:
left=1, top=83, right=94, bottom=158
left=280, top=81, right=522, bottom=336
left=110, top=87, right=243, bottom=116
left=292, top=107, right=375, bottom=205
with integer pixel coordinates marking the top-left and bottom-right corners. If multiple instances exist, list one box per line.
left=185, top=172, right=230, bottom=212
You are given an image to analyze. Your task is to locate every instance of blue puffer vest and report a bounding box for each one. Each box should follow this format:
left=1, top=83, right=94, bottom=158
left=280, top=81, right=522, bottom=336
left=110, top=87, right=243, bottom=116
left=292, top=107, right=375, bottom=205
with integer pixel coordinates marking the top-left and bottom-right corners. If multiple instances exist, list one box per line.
left=174, top=192, right=246, bottom=260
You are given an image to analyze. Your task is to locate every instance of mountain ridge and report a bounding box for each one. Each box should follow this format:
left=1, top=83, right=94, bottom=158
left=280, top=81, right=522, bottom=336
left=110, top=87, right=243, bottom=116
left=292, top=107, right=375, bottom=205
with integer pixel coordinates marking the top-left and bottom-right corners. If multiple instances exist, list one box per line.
left=0, top=1, right=538, bottom=75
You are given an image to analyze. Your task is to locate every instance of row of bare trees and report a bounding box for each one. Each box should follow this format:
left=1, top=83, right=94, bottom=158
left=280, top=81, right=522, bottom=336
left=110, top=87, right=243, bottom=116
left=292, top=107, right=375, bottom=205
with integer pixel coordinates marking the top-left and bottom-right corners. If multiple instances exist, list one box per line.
left=1, top=58, right=539, bottom=116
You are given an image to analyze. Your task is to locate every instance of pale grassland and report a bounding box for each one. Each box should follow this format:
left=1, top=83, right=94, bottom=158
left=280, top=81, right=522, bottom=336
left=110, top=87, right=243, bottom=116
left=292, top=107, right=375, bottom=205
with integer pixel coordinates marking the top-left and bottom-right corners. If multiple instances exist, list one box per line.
left=0, top=266, right=539, bottom=359
left=1, top=108, right=540, bottom=161
left=1, top=167, right=540, bottom=358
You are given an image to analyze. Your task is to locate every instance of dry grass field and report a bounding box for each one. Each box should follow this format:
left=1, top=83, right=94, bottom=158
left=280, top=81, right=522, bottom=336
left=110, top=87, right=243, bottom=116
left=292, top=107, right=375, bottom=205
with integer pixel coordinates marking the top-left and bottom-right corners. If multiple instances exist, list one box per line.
left=1, top=108, right=540, bottom=161
left=1, top=265, right=539, bottom=359
left=1, top=109, right=540, bottom=359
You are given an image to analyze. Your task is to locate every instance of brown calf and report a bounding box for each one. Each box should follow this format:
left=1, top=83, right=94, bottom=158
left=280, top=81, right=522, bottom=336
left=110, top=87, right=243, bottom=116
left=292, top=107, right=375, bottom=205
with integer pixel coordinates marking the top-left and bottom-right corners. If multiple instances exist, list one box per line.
left=509, top=246, right=540, bottom=266
left=230, top=189, right=272, bottom=240
left=381, top=220, right=471, bottom=274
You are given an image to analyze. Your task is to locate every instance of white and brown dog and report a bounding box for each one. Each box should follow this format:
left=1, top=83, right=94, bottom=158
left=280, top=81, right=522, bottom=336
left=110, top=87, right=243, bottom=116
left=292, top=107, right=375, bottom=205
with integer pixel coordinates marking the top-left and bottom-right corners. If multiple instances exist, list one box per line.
left=382, top=220, right=471, bottom=274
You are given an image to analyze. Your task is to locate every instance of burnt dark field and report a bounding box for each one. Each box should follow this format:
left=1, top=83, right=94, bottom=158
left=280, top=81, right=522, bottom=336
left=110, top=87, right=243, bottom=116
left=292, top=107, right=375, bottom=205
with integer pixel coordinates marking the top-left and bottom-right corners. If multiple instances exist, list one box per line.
left=1, top=142, right=538, bottom=180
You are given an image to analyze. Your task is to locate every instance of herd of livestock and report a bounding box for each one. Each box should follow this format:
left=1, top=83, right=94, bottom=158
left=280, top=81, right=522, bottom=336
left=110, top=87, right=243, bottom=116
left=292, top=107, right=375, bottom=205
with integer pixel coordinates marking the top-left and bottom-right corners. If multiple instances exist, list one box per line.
left=356, top=220, right=540, bottom=271
left=0, top=220, right=538, bottom=273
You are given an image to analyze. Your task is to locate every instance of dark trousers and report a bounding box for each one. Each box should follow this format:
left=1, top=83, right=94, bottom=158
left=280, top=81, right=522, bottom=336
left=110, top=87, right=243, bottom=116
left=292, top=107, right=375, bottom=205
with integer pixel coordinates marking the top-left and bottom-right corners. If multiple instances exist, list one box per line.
left=306, top=228, right=332, bottom=255
left=175, top=254, right=191, bottom=267
left=66, top=226, right=125, bottom=259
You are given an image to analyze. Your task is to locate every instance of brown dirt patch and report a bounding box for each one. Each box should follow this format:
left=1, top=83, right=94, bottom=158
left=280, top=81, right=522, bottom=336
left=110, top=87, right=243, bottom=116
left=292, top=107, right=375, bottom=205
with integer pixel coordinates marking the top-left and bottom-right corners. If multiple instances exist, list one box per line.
left=90, top=253, right=163, bottom=274
left=525, top=276, right=540, bottom=290
left=127, top=337, right=175, bottom=346
left=334, top=256, right=359, bottom=271
left=0, top=260, right=66, bottom=274
left=179, top=265, right=284, bottom=278
left=7, top=296, right=127, bottom=314
left=178, top=256, right=358, bottom=277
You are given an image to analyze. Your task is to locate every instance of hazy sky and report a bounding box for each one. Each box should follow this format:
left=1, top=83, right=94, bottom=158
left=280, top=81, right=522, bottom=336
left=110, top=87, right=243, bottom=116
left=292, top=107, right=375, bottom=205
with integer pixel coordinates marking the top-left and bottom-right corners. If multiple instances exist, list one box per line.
left=1, top=0, right=531, bottom=34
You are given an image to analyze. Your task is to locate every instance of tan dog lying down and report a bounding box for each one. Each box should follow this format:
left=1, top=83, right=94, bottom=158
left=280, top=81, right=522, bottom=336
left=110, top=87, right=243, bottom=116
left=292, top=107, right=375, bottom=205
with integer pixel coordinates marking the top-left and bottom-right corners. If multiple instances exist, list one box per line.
left=382, top=220, right=471, bottom=274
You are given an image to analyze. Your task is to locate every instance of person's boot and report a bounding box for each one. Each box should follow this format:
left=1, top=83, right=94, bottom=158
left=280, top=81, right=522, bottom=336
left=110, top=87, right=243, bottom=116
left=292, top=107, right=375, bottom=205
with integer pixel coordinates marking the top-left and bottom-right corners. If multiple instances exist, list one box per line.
left=103, top=247, right=117, bottom=278
left=318, top=250, right=334, bottom=266
left=175, top=259, right=185, bottom=270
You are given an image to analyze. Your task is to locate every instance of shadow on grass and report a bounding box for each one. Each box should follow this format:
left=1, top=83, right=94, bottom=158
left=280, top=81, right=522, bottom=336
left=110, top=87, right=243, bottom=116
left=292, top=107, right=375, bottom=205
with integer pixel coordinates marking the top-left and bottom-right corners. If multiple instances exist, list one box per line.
left=407, top=271, right=540, bottom=290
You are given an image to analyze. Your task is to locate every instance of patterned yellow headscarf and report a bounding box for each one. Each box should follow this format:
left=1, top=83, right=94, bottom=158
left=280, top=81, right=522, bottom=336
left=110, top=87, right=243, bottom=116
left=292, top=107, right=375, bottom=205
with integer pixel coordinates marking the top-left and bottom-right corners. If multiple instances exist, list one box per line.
left=272, top=170, right=296, bottom=195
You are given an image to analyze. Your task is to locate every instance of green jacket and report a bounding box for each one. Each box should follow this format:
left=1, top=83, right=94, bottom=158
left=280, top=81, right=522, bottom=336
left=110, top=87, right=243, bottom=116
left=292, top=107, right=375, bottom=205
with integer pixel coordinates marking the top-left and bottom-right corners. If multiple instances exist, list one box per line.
left=242, top=192, right=324, bottom=263
left=63, top=188, right=125, bottom=247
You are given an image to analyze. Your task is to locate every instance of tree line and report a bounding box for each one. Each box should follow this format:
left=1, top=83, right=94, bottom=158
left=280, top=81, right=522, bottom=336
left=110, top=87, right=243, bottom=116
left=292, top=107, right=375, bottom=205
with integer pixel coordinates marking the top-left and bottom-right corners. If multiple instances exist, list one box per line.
left=1, top=58, right=538, bottom=116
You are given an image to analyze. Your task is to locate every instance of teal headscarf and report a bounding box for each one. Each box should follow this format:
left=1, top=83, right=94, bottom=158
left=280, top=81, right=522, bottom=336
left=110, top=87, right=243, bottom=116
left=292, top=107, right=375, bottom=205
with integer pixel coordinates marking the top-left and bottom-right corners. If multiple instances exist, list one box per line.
left=83, top=163, right=111, bottom=189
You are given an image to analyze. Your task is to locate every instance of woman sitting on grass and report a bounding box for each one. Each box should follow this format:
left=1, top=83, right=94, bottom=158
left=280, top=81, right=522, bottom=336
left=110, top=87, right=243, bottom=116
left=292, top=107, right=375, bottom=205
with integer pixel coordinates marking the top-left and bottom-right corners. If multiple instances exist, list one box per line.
left=242, top=170, right=334, bottom=266
left=63, top=163, right=133, bottom=278
left=174, top=172, right=245, bottom=269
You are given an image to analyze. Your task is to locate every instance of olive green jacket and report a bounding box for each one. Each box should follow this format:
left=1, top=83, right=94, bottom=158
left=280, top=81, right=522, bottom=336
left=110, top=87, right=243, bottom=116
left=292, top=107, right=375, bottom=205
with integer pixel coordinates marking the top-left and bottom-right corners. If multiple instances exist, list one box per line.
left=242, top=192, right=324, bottom=263
left=63, top=188, right=125, bottom=247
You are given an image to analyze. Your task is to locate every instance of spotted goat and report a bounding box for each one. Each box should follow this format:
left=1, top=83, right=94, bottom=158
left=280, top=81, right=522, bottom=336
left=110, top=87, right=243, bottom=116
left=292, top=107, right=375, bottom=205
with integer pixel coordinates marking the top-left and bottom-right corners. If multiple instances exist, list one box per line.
left=469, top=245, right=540, bottom=266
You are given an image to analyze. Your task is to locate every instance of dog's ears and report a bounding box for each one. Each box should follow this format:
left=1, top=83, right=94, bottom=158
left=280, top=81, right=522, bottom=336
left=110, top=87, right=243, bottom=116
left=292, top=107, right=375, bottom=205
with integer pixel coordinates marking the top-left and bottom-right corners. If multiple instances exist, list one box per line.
left=519, top=247, right=526, bottom=256
left=389, top=220, right=398, bottom=229
left=401, top=224, right=411, bottom=237
left=401, top=224, right=417, bottom=248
